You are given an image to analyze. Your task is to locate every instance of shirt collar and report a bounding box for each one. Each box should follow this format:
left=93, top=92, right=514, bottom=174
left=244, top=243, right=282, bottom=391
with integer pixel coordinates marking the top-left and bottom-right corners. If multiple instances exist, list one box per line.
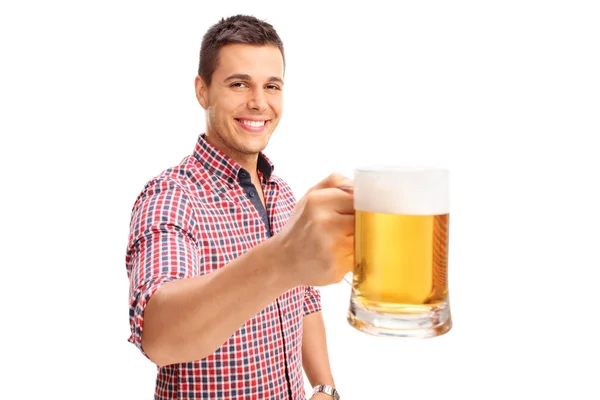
left=192, top=134, right=274, bottom=183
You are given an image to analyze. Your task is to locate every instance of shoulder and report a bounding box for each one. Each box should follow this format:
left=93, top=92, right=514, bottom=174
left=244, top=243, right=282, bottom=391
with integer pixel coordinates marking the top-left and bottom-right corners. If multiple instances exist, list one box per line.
left=127, top=157, right=209, bottom=236
left=139, top=155, right=208, bottom=194
left=130, top=156, right=210, bottom=212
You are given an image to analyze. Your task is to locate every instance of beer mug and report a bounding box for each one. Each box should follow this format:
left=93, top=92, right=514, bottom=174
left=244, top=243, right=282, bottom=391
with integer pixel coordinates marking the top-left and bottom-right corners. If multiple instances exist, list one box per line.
left=344, top=166, right=451, bottom=338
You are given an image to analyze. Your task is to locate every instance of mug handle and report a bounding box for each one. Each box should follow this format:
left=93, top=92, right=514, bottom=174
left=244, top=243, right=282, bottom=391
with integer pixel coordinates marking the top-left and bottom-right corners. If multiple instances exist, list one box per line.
left=338, top=184, right=355, bottom=287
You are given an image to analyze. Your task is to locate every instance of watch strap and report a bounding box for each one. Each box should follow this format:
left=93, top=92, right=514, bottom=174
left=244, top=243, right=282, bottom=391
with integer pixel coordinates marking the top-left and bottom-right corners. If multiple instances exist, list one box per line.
left=312, top=384, right=340, bottom=400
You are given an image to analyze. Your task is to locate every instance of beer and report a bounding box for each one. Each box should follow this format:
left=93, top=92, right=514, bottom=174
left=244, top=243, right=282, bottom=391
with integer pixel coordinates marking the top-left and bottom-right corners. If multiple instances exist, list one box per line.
left=353, top=212, right=448, bottom=310
left=347, top=166, right=451, bottom=338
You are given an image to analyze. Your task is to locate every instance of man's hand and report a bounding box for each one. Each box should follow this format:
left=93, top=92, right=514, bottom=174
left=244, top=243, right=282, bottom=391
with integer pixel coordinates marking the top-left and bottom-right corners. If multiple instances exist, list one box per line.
left=274, top=172, right=355, bottom=288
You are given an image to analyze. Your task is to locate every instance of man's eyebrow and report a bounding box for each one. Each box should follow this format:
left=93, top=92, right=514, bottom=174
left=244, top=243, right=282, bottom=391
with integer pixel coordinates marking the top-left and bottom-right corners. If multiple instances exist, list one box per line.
left=267, top=76, right=284, bottom=85
left=224, top=74, right=284, bottom=85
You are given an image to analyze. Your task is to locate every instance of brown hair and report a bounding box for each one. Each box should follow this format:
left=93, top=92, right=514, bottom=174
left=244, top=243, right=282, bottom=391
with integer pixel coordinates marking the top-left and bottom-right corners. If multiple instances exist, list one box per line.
left=198, top=15, right=285, bottom=86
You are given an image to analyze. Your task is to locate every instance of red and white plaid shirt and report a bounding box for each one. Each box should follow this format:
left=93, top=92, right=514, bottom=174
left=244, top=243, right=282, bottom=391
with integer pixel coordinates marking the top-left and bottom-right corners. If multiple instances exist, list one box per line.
left=126, top=134, right=321, bottom=399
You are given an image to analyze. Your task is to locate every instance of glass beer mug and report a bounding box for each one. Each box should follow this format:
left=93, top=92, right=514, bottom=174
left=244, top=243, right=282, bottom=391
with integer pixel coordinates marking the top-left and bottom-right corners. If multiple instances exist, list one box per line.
left=344, top=166, right=451, bottom=338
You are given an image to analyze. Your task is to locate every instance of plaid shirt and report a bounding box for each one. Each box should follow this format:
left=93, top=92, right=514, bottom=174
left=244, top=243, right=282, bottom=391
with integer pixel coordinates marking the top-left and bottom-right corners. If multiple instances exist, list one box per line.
left=126, top=135, right=321, bottom=399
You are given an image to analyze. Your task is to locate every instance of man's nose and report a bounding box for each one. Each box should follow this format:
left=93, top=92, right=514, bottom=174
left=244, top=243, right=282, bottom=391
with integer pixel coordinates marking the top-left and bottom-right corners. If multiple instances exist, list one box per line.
left=248, top=89, right=267, bottom=112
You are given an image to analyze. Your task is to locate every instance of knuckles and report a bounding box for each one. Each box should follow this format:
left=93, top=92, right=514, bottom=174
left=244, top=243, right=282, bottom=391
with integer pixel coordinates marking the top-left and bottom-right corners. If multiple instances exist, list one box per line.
left=327, top=172, right=352, bottom=187
left=285, top=175, right=357, bottom=286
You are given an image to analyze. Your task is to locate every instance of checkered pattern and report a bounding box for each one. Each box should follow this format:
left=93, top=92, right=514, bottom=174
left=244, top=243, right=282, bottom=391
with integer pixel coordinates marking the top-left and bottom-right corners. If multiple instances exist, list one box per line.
left=125, top=135, right=321, bottom=399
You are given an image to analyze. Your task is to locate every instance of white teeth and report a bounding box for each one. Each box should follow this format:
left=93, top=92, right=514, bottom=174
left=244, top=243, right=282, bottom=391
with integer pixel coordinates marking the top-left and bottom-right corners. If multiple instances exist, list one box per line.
left=240, top=120, right=265, bottom=127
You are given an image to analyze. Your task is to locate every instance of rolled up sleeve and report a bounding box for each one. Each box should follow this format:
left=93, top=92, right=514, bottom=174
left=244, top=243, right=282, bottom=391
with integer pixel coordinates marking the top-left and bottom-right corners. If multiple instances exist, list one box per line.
left=303, top=285, right=322, bottom=316
left=125, top=179, right=200, bottom=357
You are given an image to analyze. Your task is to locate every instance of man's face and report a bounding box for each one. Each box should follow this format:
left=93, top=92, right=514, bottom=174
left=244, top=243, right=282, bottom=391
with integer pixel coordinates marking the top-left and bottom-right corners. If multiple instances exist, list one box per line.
left=196, top=43, right=284, bottom=158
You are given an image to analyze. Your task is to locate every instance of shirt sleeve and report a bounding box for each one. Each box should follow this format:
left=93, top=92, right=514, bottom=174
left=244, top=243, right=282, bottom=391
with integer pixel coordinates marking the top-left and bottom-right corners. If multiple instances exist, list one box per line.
left=303, top=285, right=322, bottom=316
left=125, top=178, right=201, bottom=358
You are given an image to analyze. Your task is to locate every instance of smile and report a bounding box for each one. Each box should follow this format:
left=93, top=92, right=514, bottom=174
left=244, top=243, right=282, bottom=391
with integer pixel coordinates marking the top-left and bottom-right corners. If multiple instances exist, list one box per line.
left=236, top=119, right=267, bottom=127
left=235, top=118, right=270, bottom=133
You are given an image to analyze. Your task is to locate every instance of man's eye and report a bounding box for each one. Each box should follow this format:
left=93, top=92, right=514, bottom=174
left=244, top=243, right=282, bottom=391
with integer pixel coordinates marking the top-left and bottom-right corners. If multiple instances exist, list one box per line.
left=266, top=85, right=281, bottom=91
left=232, top=82, right=248, bottom=88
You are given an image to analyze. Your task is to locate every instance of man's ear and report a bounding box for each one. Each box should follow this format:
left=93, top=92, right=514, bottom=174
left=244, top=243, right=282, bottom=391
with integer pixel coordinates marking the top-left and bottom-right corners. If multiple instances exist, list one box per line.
left=195, top=75, right=209, bottom=110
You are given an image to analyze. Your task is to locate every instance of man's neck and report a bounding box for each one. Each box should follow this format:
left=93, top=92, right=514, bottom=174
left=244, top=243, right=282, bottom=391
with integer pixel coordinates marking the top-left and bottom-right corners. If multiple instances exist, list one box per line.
left=204, top=133, right=259, bottom=175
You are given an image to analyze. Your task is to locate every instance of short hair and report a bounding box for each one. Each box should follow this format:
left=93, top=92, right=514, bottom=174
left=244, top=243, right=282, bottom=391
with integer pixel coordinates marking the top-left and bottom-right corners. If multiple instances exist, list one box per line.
left=198, top=15, right=285, bottom=86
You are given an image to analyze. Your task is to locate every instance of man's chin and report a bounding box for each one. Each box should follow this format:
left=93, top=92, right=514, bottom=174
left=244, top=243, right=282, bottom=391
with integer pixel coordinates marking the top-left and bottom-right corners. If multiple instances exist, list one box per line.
left=238, top=145, right=267, bottom=156
left=239, top=137, right=270, bottom=155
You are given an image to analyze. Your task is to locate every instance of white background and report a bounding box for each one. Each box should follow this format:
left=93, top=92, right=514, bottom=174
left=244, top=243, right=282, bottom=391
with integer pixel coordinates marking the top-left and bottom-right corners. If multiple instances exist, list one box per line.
left=1, top=0, right=599, bottom=399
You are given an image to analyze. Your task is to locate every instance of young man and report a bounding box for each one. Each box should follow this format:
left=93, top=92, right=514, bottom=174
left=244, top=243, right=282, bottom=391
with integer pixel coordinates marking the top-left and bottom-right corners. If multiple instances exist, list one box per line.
left=125, top=15, right=353, bottom=399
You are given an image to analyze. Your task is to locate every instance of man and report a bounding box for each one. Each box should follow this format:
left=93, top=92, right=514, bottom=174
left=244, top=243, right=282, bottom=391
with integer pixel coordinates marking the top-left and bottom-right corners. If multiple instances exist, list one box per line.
left=125, top=15, right=353, bottom=399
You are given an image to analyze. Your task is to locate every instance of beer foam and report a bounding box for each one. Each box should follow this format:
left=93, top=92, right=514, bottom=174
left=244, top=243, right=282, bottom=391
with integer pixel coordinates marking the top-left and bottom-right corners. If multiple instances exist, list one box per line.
left=354, top=166, right=449, bottom=215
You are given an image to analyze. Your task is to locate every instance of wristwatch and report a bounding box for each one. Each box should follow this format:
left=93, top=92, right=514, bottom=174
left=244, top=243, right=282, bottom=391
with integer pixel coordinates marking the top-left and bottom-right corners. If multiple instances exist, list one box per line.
left=312, top=384, right=340, bottom=400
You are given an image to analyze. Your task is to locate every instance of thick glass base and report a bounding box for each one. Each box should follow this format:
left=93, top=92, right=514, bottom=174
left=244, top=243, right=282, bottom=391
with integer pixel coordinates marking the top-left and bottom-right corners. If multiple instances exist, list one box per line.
left=347, top=297, right=452, bottom=338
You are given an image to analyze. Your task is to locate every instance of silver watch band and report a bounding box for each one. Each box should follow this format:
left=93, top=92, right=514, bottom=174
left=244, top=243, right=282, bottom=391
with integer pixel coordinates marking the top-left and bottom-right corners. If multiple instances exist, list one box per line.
left=312, top=384, right=340, bottom=400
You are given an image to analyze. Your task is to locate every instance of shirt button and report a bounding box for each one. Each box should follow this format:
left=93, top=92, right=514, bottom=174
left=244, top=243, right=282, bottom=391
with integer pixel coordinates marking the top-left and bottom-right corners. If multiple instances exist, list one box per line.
left=248, top=190, right=256, bottom=198
left=239, top=171, right=248, bottom=179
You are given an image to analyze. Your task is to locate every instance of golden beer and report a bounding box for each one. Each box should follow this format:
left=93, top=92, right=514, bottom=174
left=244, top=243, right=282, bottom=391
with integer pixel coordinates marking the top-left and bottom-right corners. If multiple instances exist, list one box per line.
left=347, top=166, right=451, bottom=338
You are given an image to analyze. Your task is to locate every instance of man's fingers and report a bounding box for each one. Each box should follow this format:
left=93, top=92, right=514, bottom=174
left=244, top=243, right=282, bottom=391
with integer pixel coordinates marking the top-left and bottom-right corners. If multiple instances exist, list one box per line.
left=328, top=213, right=355, bottom=235
left=337, top=185, right=354, bottom=194
left=310, top=187, right=354, bottom=215
left=309, top=172, right=353, bottom=192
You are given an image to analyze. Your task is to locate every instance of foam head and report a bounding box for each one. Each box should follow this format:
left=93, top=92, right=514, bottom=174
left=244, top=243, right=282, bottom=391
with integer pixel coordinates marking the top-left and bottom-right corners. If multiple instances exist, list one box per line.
left=354, top=165, right=449, bottom=215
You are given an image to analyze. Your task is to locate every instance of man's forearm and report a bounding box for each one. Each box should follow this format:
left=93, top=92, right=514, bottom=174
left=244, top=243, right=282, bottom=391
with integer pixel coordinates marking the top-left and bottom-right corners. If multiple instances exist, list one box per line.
left=141, top=237, right=293, bottom=367
left=302, top=311, right=335, bottom=388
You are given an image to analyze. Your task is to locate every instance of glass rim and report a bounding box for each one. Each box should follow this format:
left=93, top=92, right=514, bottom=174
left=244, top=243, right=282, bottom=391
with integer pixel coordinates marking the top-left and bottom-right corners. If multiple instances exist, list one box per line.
left=354, top=165, right=449, bottom=173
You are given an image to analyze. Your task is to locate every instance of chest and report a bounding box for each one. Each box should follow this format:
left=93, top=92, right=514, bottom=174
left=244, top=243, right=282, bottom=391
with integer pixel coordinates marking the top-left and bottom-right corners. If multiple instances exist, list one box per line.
left=191, top=180, right=294, bottom=271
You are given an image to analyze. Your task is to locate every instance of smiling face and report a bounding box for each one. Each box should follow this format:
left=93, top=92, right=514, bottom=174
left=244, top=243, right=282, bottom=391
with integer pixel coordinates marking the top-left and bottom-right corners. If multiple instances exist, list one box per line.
left=195, top=43, right=284, bottom=164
